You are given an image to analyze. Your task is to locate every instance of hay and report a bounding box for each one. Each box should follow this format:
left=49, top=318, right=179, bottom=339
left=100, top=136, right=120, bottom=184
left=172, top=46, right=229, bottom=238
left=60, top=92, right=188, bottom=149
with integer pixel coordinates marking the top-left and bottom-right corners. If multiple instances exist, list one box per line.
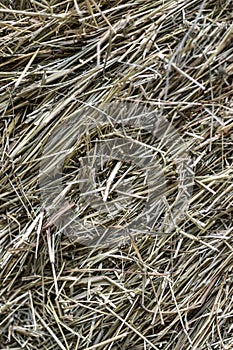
left=0, top=0, right=232, bottom=349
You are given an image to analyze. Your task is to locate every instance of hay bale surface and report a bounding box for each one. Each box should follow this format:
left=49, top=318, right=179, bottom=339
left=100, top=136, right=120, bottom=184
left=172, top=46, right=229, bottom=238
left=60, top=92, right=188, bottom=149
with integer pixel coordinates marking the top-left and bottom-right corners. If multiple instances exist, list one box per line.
left=0, top=1, right=232, bottom=349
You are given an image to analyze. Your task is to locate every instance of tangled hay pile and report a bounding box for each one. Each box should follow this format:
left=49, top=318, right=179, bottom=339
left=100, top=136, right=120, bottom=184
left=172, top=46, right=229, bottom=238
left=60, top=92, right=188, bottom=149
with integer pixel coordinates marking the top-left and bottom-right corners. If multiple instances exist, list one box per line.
left=0, top=1, right=232, bottom=349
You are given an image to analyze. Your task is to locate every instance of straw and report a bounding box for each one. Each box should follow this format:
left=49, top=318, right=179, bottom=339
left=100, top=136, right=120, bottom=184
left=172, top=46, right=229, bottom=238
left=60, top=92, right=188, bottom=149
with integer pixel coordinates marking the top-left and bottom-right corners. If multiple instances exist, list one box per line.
left=0, top=1, right=232, bottom=349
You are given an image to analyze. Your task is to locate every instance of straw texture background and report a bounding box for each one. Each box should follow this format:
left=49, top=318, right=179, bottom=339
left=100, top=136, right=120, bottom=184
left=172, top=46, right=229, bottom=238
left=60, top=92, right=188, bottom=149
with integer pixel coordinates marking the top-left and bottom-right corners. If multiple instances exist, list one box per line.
left=0, top=1, right=232, bottom=349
